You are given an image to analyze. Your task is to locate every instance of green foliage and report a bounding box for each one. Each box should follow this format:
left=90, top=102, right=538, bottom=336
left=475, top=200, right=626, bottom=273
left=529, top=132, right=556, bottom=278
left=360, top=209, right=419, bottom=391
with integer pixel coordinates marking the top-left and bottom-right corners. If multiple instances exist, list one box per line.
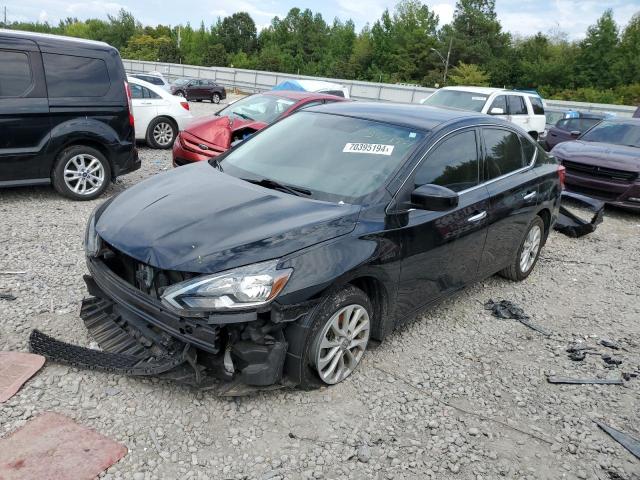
left=5, top=2, right=640, bottom=105
left=448, top=62, right=490, bottom=86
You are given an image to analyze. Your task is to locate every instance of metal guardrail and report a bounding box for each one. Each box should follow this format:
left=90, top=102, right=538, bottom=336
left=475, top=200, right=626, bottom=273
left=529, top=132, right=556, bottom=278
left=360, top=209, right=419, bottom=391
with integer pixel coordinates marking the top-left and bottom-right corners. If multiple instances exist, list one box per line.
left=123, top=59, right=636, bottom=117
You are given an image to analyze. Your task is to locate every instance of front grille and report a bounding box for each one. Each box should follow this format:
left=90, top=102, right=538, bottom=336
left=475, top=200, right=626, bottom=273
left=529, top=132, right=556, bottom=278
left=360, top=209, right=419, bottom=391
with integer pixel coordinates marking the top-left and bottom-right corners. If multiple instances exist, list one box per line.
left=98, top=242, right=196, bottom=299
left=563, top=160, right=638, bottom=183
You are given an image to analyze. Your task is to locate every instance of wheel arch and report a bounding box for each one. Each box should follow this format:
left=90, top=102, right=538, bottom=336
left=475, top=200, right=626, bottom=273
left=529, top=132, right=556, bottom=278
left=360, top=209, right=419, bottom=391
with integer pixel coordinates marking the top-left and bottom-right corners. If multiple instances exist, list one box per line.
left=346, top=275, right=392, bottom=341
left=536, top=207, right=551, bottom=239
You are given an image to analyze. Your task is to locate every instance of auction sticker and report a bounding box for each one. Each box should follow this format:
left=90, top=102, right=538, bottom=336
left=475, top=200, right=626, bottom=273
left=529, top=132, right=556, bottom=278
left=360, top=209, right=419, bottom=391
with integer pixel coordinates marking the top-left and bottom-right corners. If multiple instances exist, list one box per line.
left=343, top=143, right=395, bottom=155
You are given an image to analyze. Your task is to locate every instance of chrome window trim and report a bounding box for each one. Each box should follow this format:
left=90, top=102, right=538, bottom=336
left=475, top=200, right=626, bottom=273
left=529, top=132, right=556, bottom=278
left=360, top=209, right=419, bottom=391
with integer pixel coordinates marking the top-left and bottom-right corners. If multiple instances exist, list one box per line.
left=388, top=123, right=538, bottom=210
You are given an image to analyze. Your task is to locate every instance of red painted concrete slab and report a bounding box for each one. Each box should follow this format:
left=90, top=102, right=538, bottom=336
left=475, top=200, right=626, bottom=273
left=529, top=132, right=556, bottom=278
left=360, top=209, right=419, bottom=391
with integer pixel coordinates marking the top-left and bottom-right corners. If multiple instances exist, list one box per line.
left=0, top=412, right=127, bottom=480
left=0, top=352, right=45, bottom=403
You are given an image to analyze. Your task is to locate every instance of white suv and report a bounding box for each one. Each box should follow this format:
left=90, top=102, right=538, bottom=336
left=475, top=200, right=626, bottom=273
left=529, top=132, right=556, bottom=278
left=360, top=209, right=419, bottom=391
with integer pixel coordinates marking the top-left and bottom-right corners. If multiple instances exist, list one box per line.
left=421, top=86, right=546, bottom=140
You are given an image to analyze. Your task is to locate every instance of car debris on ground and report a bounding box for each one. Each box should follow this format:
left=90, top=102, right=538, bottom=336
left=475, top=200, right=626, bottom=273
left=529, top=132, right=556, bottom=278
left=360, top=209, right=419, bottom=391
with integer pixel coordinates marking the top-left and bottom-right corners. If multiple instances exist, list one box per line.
left=0, top=412, right=127, bottom=480
left=553, top=191, right=605, bottom=238
left=594, top=420, right=640, bottom=461
left=546, top=376, right=624, bottom=385
left=0, top=352, right=45, bottom=403
left=484, top=299, right=552, bottom=336
left=0, top=292, right=16, bottom=301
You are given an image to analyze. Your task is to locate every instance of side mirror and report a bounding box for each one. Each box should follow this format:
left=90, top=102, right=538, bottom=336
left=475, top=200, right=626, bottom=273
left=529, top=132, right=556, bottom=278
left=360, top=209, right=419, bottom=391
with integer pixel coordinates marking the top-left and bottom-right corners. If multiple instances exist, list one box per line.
left=489, top=107, right=504, bottom=115
left=411, top=184, right=459, bottom=211
left=570, top=130, right=581, bottom=137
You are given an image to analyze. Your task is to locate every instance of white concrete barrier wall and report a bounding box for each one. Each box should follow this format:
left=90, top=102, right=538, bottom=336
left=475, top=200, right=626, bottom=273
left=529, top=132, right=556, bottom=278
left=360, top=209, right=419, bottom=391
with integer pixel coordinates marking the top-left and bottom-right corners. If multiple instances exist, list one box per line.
left=123, top=59, right=636, bottom=117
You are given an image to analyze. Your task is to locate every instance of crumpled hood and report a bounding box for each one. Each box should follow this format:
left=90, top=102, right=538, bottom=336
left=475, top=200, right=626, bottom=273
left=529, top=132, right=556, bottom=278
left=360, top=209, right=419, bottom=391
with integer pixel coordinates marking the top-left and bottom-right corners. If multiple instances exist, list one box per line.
left=185, top=115, right=268, bottom=150
left=552, top=141, right=640, bottom=173
left=96, top=162, right=360, bottom=273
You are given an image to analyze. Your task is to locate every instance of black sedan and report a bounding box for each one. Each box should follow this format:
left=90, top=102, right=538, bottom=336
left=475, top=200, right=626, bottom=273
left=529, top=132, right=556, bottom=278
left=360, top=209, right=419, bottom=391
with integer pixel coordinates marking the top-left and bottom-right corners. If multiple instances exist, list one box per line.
left=170, top=78, right=226, bottom=103
left=32, top=103, right=562, bottom=390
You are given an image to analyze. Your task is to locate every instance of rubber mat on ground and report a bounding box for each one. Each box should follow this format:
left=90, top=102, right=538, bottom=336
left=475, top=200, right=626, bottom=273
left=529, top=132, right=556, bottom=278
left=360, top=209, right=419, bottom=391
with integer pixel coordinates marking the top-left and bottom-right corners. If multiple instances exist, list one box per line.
left=0, top=412, right=127, bottom=480
left=0, top=352, right=45, bottom=403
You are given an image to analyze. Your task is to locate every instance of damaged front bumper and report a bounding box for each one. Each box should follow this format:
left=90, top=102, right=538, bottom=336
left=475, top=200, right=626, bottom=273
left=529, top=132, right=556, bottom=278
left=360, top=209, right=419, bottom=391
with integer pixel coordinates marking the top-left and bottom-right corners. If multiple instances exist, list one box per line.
left=30, top=257, right=313, bottom=395
left=553, top=191, right=605, bottom=238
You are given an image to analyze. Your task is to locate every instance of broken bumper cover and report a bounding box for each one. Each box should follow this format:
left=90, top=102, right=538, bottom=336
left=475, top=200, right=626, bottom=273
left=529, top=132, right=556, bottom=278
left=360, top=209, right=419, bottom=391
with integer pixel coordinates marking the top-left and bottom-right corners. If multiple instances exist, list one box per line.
left=29, top=258, right=303, bottom=392
left=553, top=191, right=605, bottom=238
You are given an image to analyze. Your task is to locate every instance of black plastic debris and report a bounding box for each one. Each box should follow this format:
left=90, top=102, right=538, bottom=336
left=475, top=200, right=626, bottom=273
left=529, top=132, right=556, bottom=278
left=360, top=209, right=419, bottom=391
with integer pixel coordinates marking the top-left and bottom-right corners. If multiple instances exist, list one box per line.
left=600, top=339, right=620, bottom=350
left=0, top=292, right=16, bottom=301
left=553, top=191, right=604, bottom=238
left=484, top=299, right=552, bottom=337
left=594, top=420, right=640, bottom=460
left=602, top=355, right=623, bottom=366
left=568, top=351, right=587, bottom=361
left=547, top=376, right=624, bottom=385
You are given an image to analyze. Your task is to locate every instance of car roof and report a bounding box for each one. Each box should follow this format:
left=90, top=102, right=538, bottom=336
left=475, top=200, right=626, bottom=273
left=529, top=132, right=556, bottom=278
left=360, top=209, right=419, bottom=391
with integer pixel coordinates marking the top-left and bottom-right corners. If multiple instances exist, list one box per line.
left=439, top=86, right=538, bottom=97
left=0, top=28, right=113, bottom=50
left=260, top=90, right=347, bottom=102
left=127, top=76, right=170, bottom=97
left=305, top=102, right=487, bottom=131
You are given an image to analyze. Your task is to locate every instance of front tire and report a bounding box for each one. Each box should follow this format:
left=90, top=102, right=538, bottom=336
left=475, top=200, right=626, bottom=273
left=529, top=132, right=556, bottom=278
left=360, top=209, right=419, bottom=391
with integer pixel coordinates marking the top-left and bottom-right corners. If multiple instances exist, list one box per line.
left=51, top=146, right=111, bottom=201
left=212, top=93, right=221, bottom=104
left=285, top=285, right=372, bottom=388
left=146, top=117, right=177, bottom=149
left=499, top=216, right=545, bottom=281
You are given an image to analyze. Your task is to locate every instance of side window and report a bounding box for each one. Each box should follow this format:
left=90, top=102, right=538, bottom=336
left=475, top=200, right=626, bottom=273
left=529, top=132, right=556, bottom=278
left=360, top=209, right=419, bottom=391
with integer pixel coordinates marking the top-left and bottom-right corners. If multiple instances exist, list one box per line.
left=43, top=54, right=110, bottom=97
left=529, top=96, right=544, bottom=115
left=130, top=84, right=144, bottom=99
left=520, top=135, right=536, bottom=164
left=143, top=86, right=161, bottom=99
left=483, top=128, right=525, bottom=180
left=321, top=90, right=345, bottom=98
left=488, top=95, right=507, bottom=114
left=507, top=96, right=527, bottom=115
left=414, top=130, right=479, bottom=192
left=0, top=50, right=33, bottom=98
left=556, top=118, right=583, bottom=132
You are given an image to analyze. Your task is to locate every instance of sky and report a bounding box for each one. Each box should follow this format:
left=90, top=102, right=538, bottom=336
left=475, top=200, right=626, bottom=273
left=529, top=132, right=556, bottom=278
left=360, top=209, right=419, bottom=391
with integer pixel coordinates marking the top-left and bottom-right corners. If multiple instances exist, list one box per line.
left=4, top=0, right=640, bottom=39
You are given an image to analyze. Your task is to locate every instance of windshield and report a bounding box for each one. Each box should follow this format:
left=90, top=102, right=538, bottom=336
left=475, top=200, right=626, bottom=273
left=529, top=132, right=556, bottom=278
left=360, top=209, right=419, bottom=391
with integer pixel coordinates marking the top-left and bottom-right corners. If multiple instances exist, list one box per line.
left=218, top=94, right=296, bottom=123
left=422, top=90, right=487, bottom=112
left=580, top=121, right=640, bottom=147
left=546, top=111, right=566, bottom=126
left=219, top=112, right=426, bottom=203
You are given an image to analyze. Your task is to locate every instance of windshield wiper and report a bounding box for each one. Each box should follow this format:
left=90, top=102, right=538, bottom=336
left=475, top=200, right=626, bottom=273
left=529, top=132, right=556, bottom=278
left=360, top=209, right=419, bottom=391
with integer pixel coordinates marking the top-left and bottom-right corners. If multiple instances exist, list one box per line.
left=242, top=178, right=311, bottom=197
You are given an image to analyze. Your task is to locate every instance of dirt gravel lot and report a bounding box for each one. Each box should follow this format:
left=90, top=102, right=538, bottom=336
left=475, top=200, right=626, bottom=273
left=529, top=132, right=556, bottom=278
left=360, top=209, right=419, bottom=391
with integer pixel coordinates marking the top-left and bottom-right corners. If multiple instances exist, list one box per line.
left=1, top=100, right=639, bottom=480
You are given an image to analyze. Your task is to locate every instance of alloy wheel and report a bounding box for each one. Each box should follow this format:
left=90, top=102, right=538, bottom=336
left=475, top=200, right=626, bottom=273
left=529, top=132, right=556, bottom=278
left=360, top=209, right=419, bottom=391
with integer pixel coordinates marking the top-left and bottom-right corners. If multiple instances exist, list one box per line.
left=311, top=304, right=370, bottom=384
left=63, top=154, right=105, bottom=196
left=520, top=224, right=542, bottom=273
left=153, top=122, right=174, bottom=147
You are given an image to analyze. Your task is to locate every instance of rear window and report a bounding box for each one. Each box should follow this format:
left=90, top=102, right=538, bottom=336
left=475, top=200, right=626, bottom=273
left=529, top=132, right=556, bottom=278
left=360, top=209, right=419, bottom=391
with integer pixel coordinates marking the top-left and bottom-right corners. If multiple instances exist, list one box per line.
left=43, top=53, right=110, bottom=97
left=483, top=128, right=525, bottom=180
left=529, top=96, right=545, bottom=115
left=0, top=50, right=32, bottom=97
left=321, top=90, right=345, bottom=98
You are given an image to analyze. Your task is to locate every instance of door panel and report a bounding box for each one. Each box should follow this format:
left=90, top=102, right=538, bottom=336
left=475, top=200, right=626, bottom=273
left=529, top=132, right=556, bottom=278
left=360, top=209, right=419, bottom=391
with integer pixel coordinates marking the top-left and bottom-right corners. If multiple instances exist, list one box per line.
left=0, top=39, right=51, bottom=182
left=477, top=128, right=540, bottom=277
left=395, top=186, right=490, bottom=315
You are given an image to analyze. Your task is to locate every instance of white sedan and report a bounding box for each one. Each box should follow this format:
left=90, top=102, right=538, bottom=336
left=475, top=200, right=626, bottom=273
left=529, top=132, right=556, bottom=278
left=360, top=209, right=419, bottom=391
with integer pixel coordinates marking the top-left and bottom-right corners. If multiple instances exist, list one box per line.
left=128, top=76, right=193, bottom=149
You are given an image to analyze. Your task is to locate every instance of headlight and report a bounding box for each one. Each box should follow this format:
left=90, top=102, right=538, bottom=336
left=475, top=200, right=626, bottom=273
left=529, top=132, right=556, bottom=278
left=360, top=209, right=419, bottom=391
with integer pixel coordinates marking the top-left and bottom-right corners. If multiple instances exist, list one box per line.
left=84, top=205, right=102, bottom=257
left=161, top=260, right=293, bottom=313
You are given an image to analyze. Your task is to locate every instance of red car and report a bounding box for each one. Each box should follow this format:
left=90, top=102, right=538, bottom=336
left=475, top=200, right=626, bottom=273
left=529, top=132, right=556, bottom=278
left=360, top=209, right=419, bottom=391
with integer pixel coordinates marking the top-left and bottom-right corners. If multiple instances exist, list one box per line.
left=173, top=91, right=347, bottom=166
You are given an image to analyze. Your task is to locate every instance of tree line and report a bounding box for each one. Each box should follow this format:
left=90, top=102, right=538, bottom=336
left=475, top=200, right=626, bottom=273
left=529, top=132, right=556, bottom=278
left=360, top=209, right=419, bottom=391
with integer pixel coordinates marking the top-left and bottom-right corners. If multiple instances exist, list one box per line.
left=4, top=0, right=640, bottom=105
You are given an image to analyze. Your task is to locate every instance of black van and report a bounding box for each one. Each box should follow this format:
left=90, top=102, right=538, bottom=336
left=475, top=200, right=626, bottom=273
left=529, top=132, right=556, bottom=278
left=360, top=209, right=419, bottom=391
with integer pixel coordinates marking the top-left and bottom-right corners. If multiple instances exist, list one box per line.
left=0, top=29, right=139, bottom=200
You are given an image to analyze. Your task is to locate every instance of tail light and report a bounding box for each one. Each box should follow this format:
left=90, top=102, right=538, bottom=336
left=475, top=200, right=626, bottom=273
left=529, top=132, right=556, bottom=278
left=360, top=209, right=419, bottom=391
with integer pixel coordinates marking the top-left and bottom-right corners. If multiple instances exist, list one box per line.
left=558, top=165, right=566, bottom=190
left=124, top=81, right=134, bottom=127
left=180, top=101, right=190, bottom=111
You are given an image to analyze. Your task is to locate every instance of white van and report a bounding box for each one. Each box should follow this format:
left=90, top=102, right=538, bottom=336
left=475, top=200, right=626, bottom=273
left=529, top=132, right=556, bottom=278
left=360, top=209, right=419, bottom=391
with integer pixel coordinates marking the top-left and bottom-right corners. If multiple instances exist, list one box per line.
left=421, top=86, right=546, bottom=139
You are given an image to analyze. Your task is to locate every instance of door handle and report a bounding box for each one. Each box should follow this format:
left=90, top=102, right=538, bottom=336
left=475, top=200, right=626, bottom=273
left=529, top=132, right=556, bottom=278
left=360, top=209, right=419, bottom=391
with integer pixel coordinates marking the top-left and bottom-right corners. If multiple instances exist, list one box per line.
left=467, top=211, right=487, bottom=223
left=523, top=191, right=537, bottom=201
left=141, top=101, right=153, bottom=105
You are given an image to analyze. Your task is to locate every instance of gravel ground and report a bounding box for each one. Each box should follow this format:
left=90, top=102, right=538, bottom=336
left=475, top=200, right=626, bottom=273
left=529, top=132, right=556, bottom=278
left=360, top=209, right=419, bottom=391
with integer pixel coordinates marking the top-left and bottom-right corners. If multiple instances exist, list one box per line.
left=1, top=99, right=639, bottom=480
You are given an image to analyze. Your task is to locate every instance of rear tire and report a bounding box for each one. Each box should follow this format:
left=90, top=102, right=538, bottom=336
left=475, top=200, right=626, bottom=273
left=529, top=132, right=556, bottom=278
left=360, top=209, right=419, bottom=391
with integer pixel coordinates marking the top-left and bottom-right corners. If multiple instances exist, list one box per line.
left=285, top=285, right=373, bottom=389
left=146, top=117, right=177, bottom=149
left=51, top=145, right=111, bottom=201
left=499, top=216, right=545, bottom=281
